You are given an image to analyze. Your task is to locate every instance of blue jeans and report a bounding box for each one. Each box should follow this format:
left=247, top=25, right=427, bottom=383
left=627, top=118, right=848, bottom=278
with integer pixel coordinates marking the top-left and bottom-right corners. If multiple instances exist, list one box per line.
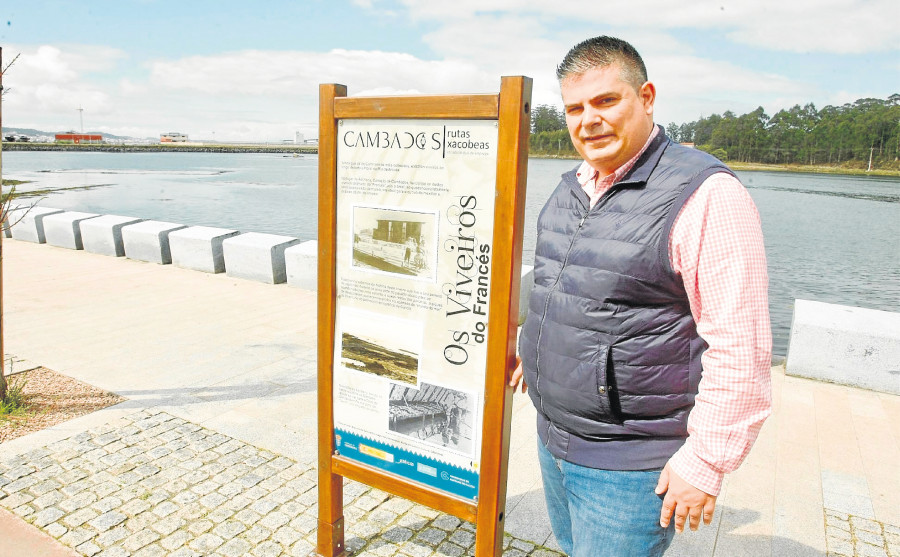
left=537, top=440, right=675, bottom=557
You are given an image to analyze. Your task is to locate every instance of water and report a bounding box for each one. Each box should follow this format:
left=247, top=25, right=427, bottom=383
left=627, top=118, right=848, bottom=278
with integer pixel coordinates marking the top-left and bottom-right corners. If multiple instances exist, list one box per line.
left=3, top=151, right=321, bottom=239
left=4, top=150, right=899, bottom=355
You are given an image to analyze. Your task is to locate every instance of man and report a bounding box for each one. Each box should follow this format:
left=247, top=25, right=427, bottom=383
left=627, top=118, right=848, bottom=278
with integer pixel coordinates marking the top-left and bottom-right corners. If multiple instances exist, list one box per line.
left=511, top=36, right=772, bottom=556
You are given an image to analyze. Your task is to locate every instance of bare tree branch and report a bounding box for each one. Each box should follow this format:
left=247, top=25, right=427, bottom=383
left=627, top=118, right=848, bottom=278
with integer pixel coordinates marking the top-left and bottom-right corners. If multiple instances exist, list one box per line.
left=0, top=52, right=20, bottom=98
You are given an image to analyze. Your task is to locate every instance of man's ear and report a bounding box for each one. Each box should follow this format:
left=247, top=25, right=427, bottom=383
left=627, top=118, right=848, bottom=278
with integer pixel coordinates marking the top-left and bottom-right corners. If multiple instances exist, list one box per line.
left=640, top=81, right=656, bottom=116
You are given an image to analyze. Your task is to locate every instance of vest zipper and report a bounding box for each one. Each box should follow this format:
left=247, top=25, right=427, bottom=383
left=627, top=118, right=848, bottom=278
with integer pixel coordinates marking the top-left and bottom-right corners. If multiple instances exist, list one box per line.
left=534, top=210, right=589, bottom=415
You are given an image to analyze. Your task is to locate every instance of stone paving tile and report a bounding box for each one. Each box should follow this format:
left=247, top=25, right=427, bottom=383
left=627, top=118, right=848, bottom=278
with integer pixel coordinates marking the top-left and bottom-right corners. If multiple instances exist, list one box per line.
left=824, top=509, right=899, bottom=557
left=0, top=410, right=564, bottom=556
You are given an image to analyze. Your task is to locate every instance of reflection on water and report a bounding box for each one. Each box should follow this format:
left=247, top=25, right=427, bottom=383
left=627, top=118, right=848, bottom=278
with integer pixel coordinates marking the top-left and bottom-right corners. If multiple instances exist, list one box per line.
left=5, top=151, right=900, bottom=356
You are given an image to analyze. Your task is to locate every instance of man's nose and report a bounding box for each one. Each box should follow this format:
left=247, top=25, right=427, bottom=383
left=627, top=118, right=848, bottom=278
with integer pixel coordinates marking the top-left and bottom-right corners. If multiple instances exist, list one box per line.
left=581, top=105, right=603, bottom=130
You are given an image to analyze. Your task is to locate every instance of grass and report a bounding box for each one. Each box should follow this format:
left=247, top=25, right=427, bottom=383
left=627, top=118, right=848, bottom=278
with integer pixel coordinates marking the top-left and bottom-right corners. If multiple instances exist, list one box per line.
left=0, top=367, right=126, bottom=442
left=0, top=375, right=29, bottom=419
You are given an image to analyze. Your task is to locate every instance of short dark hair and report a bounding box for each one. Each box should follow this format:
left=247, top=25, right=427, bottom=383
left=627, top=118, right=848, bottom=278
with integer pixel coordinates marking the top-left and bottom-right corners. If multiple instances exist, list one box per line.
left=556, top=36, right=648, bottom=91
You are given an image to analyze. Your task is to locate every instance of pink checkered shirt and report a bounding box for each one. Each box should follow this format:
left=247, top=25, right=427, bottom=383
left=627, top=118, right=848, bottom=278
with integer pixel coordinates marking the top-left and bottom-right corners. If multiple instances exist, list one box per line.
left=576, top=128, right=772, bottom=495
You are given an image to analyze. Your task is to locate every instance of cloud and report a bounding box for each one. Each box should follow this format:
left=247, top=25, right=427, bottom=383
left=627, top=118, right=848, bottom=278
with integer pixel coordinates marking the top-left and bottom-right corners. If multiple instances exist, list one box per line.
left=2, top=44, right=124, bottom=127
left=652, top=55, right=807, bottom=98
left=720, top=0, right=900, bottom=54
left=18, top=46, right=77, bottom=83
left=149, top=49, right=497, bottom=97
left=649, top=54, right=811, bottom=122
left=417, top=14, right=814, bottom=123
left=421, top=14, right=566, bottom=106
left=422, top=14, right=564, bottom=72
left=11, top=44, right=126, bottom=86
left=379, top=0, right=900, bottom=54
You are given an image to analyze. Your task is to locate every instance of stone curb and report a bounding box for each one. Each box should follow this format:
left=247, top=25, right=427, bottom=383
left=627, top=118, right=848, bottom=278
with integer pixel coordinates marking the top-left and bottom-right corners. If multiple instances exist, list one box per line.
left=3, top=354, right=42, bottom=376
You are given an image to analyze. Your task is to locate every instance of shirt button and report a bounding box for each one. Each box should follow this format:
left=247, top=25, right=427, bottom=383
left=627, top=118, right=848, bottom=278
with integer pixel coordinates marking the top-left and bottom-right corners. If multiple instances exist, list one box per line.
left=598, top=386, right=606, bottom=394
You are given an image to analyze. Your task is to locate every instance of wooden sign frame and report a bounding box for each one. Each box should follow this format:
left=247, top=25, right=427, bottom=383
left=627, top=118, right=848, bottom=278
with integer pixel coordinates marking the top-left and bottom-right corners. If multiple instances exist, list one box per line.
left=317, top=76, right=532, bottom=557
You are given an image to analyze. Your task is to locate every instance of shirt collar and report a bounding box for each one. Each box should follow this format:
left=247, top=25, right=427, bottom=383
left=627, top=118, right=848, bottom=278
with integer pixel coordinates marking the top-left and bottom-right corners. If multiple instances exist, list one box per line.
left=576, top=125, right=660, bottom=187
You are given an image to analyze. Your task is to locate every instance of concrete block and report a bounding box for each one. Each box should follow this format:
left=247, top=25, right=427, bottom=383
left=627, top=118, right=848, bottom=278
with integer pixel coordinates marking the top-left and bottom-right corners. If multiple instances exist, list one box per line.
left=122, top=220, right=187, bottom=264
left=2, top=204, right=23, bottom=238
left=42, top=211, right=100, bottom=249
left=285, top=240, right=318, bottom=289
left=223, top=232, right=300, bottom=284
left=786, top=299, right=900, bottom=395
left=170, top=226, right=240, bottom=273
left=519, top=265, right=534, bottom=326
left=81, top=215, right=145, bottom=257
left=8, top=206, right=64, bottom=243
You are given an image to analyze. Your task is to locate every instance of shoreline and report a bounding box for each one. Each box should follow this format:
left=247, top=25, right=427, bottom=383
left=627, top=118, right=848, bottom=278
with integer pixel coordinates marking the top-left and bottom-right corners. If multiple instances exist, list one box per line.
left=727, top=161, right=900, bottom=178
left=2, top=142, right=318, bottom=155
left=5, top=143, right=899, bottom=178
left=530, top=154, right=900, bottom=178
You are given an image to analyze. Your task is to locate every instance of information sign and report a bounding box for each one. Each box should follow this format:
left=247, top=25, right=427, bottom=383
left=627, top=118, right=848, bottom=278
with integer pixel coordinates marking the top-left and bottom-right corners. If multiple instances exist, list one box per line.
left=318, top=78, right=531, bottom=557
left=333, top=119, right=499, bottom=499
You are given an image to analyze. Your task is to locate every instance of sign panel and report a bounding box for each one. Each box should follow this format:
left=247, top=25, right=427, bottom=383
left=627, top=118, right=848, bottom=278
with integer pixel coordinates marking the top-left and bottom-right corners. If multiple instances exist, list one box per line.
left=332, top=119, right=499, bottom=499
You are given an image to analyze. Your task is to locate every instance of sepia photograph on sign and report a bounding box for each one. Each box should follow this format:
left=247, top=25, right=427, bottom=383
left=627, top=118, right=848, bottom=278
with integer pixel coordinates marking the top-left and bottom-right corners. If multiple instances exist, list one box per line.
left=339, top=307, right=422, bottom=386
left=388, top=382, right=476, bottom=457
left=351, top=205, right=438, bottom=281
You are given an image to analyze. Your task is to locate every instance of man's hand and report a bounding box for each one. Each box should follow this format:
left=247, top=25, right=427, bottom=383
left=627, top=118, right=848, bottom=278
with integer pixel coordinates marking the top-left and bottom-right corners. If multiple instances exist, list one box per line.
left=509, top=357, right=527, bottom=393
left=655, top=463, right=716, bottom=533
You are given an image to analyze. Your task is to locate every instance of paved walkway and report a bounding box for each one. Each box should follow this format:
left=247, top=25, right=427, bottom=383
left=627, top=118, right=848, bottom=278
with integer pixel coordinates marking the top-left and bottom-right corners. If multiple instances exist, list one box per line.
left=1, top=239, right=898, bottom=556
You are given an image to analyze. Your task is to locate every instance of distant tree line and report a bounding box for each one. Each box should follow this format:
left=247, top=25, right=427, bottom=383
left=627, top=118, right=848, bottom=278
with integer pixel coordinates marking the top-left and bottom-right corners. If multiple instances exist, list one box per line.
left=530, top=95, right=900, bottom=169
left=530, top=104, right=574, bottom=157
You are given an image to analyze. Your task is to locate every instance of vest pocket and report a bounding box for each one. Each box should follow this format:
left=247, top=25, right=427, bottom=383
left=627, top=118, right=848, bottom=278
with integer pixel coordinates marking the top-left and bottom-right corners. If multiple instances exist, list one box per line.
left=603, top=344, right=625, bottom=422
left=590, top=344, right=621, bottom=424
left=534, top=345, right=618, bottom=425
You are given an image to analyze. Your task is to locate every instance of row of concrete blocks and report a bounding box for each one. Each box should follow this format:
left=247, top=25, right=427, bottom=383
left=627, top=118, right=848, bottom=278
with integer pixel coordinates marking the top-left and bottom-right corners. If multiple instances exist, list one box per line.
left=4, top=205, right=318, bottom=287
left=4, top=205, right=537, bottom=323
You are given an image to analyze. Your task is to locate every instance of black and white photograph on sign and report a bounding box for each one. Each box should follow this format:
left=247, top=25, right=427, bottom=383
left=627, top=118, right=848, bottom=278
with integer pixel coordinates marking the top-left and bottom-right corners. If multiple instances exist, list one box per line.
left=388, top=383, right=476, bottom=456
left=351, top=206, right=438, bottom=281
left=339, top=308, right=422, bottom=386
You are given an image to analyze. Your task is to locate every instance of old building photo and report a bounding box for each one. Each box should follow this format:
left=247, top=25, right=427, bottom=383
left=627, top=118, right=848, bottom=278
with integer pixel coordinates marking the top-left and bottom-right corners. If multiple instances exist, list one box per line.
left=351, top=206, right=437, bottom=280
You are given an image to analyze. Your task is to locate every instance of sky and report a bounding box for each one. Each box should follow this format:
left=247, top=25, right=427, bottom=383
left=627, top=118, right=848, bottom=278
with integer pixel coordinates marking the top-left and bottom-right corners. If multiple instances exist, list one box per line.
left=1, top=0, right=898, bottom=142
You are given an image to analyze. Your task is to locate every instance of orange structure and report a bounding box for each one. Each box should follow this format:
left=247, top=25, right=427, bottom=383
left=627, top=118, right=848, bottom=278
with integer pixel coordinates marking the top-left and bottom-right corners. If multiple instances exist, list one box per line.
left=55, top=133, right=102, bottom=144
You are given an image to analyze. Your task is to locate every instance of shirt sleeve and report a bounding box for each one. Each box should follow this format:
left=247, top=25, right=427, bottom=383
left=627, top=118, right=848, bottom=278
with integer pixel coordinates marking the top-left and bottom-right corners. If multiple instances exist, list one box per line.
left=666, top=172, right=773, bottom=496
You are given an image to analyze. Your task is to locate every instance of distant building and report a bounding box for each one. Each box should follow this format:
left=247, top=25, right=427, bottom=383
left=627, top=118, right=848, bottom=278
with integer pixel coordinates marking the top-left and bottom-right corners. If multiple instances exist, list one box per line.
left=160, top=132, right=188, bottom=143
left=680, top=142, right=696, bottom=149
left=55, top=132, right=103, bottom=144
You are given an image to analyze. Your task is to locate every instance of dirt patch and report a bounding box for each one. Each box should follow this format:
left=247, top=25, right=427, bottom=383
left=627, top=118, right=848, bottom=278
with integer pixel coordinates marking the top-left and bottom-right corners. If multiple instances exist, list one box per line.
left=0, top=368, right=125, bottom=443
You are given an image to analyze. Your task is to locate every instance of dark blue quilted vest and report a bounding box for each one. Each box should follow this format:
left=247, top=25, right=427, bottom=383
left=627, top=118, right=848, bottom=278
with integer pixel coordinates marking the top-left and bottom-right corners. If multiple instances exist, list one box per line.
left=519, top=128, right=734, bottom=470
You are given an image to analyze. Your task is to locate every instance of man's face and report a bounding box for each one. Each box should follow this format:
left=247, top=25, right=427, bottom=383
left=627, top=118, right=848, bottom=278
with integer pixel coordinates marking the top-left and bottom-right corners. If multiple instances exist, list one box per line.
left=561, top=64, right=656, bottom=176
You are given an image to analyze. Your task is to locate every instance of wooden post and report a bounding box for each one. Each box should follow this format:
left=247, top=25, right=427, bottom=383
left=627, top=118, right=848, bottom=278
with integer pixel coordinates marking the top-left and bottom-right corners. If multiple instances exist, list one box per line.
left=317, top=83, right=348, bottom=557
left=474, top=75, right=532, bottom=556
left=0, top=46, right=6, bottom=398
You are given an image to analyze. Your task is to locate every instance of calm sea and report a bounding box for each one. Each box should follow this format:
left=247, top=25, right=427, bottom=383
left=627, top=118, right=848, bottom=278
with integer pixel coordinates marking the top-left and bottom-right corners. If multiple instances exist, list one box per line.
left=4, top=150, right=899, bottom=356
